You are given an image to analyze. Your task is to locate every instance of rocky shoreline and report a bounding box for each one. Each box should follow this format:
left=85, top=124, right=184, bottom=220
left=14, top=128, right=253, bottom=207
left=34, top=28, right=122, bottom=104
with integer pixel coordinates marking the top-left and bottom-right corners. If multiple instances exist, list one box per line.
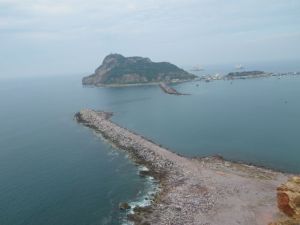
left=75, top=109, right=293, bottom=225
left=83, top=78, right=197, bottom=88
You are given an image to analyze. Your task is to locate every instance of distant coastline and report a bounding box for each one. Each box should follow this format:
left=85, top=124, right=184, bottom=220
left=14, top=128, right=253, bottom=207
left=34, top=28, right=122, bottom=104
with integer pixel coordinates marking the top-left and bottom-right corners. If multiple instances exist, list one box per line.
left=199, top=70, right=300, bottom=82
left=82, top=70, right=300, bottom=88
left=82, top=78, right=197, bottom=88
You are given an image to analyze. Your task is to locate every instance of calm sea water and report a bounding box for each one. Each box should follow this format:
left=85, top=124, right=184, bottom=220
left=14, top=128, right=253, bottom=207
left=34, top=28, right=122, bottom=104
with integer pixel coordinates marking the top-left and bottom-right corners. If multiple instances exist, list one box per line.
left=0, top=76, right=154, bottom=225
left=0, top=66, right=300, bottom=224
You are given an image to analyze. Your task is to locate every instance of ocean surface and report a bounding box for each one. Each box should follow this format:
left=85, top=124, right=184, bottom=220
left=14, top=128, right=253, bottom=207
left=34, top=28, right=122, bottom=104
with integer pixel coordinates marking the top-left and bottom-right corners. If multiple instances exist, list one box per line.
left=0, top=64, right=300, bottom=224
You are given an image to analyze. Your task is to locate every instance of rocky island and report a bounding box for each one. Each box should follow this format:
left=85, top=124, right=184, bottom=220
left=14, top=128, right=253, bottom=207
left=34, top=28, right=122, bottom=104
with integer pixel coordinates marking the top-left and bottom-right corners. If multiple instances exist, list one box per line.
left=75, top=109, right=299, bottom=225
left=225, top=71, right=271, bottom=79
left=82, top=54, right=197, bottom=86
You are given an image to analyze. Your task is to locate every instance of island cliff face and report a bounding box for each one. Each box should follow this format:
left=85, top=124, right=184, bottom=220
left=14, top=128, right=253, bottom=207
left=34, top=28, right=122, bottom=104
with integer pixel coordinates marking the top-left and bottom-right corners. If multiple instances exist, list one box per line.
left=82, top=54, right=196, bottom=86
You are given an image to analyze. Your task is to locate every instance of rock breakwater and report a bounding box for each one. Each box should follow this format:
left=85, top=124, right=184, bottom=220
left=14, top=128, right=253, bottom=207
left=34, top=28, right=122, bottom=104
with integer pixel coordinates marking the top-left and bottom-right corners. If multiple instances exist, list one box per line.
left=76, top=109, right=292, bottom=225
left=269, top=177, right=300, bottom=225
left=159, top=82, right=188, bottom=95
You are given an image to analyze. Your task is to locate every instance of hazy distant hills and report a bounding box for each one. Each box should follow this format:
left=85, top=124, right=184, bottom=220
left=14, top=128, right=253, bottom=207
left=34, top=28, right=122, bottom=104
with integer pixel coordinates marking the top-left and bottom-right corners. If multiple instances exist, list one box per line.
left=82, top=54, right=197, bottom=86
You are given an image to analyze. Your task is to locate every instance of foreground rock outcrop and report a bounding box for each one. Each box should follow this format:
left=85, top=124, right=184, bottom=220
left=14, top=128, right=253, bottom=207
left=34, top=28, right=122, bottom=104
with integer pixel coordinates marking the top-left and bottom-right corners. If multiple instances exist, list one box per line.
left=82, top=54, right=196, bottom=86
left=278, top=176, right=300, bottom=218
left=269, top=177, right=300, bottom=225
left=76, top=109, right=292, bottom=225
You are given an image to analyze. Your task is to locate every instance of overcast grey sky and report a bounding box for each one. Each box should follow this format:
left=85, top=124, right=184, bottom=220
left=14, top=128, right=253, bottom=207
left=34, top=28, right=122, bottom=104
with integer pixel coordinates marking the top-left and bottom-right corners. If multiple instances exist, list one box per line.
left=0, top=0, right=299, bottom=77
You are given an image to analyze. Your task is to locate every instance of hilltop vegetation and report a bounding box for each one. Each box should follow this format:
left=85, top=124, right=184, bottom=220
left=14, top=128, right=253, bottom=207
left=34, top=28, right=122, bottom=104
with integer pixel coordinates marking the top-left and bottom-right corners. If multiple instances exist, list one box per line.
left=82, top=54, right=196, bottom=86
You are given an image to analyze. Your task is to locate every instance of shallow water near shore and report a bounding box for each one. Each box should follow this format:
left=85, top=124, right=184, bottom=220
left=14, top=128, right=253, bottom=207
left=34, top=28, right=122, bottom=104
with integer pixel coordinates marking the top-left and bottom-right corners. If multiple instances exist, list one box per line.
left=0, top=67, right=300, bottom=224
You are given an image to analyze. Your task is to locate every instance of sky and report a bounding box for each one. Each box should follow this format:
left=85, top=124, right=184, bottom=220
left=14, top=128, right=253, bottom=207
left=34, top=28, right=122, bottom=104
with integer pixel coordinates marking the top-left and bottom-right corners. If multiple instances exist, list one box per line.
left=0, top=0, right=300, bottom=77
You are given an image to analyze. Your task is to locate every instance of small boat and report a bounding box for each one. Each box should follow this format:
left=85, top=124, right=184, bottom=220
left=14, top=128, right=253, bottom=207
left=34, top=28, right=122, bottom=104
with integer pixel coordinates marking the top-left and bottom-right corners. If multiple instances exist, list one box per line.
left=235, top=64, right=245, bottom=70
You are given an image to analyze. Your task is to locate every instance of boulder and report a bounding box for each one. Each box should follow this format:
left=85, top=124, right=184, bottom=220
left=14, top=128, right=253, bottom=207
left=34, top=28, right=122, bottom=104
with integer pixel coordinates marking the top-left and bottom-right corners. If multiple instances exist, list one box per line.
left=270, top=177, right=300, bottom=225
left=139, top=170, right=152, bottom=177
left=119, top=202, right=131, bottom=210
left=277, top=176, right=300, bottom=218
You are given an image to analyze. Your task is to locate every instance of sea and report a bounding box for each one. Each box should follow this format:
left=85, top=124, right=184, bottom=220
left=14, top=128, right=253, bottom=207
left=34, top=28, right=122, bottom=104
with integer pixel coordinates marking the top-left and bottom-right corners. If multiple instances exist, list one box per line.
left=0, top=61, right=299, bottom=225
